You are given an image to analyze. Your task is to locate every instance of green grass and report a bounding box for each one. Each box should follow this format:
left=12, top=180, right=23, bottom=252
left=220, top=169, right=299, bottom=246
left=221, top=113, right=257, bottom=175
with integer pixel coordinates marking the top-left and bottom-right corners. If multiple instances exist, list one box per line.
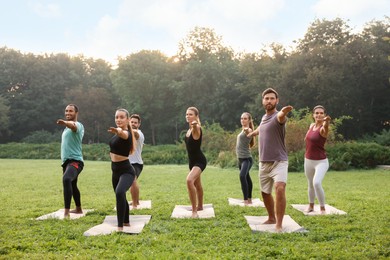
left=0, top=159, right=389, bottom=259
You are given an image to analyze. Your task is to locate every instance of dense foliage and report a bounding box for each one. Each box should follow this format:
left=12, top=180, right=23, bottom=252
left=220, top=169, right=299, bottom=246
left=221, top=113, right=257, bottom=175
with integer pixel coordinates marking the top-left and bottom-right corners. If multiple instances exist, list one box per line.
left=1, top=118, right=389, bottom=170
left=0, top=18, right=389, bottom=145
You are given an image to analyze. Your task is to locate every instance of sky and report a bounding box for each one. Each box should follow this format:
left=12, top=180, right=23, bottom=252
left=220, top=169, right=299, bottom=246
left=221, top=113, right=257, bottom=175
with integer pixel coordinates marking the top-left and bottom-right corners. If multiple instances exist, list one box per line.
left=1, top=0, right=389, bottom=65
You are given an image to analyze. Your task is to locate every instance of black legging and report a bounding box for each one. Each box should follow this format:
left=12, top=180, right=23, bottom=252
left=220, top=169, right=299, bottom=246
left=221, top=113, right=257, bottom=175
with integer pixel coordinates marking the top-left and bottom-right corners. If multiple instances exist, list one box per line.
left=111, top=160, right=135, bottom=227
left=239, top=157, right=253, bottom=200
left=62, top=160, right=84, bottom=209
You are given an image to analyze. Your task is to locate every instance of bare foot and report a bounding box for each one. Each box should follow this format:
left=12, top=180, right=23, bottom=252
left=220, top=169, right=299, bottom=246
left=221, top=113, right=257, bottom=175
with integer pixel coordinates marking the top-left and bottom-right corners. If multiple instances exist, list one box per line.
left=132, top=205, right=138, bottom=209
left=124, top=223, right=130, bottom=227
left=197, top=206, right=203, bottom=211
left=64, top=208, right=70, bottom=218
left=263, top=219, right=276, bottom=225
left=69, top=207, right=83, bottom=214
left=305, top=207, right=314, bottom=213
left=191, top=212, right=199, bottom=218
left=244, top=200, right=253, bottom=206
left=275, top=226, right=283, bottom=233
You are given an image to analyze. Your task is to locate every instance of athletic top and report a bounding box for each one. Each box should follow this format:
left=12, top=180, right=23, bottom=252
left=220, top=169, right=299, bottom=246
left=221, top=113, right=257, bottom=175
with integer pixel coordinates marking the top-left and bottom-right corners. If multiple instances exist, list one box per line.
left=185, top=129, right=207, bottom=170
left=236, top=130, right=252, bottom=159
left=61, top=122, right=84, bottom=163
left=109, top=130, right=132, bottom=157
left=129, top=129, right=144, bottom=164
left=305, top=125, right=327, bottom=160
left=258, top=111, right=288, bottom=162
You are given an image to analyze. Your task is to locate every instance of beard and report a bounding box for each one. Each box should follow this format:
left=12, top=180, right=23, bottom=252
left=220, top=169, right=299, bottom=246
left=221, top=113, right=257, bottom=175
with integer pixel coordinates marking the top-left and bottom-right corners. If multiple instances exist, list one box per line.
left=263, top=103, right=276, bottom=111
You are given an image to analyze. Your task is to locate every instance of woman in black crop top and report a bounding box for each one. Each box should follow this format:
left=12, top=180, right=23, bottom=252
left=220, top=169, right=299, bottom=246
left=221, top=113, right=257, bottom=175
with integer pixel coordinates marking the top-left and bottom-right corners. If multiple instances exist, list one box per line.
left=108, top=108, right=136, bottom=232
left=184, top=107, right=207, bottom=218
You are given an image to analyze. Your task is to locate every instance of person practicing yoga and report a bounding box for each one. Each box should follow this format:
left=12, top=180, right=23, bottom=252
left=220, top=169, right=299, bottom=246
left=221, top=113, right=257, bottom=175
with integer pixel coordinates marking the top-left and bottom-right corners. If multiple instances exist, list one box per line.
left=304, top=105, right=331, bottom=214
left=236, top=112, right=255, bottom=205
left=128, top=114, right=144, bottom=209
left=108, top=108, right=136, bottom=231
left=249, top=88, right=293, bottom=232
left=184, top=107, right=207, bottom=218
left=57, top=104, right=85, bottom=218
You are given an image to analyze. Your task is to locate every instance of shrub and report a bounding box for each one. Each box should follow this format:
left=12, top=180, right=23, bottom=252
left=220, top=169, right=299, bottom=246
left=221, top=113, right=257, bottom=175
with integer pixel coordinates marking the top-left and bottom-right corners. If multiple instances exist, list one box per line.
left=288, top=150, right=305, bottom=172
left=21, top=130, right=61, bottom=144
left=327, top=142, right=390, bottom=170
left=360, top=129, right=390, bottom=146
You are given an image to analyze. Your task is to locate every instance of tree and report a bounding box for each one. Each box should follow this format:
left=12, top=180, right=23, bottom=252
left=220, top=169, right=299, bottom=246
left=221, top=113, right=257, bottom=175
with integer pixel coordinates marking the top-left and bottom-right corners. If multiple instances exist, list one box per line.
left=0, top=96, right=10, bottom=139
left=175, top=27, right=244, bottom=130
left=111, top=50, right=177, bottom=145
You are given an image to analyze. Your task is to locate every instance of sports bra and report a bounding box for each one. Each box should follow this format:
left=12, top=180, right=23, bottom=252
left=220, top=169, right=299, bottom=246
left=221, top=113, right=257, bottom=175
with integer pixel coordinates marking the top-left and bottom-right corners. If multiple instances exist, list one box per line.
left=109, top=130, right=132, bottom=157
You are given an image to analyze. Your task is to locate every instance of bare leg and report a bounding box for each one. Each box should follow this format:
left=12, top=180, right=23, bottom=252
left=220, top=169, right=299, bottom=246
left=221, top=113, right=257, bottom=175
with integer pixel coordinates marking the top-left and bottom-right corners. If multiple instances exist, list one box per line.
left=130, top=177, right=140, bottom=208
left=320, top=205, right=326, bottom=214
left=274, top=182, right=286, bottom=231
left=194, top=176, right=203, bottom=211
left=69, top=206, right=83, bottom=214
left=261, top=192, right=276, bottom=224
left=186, top=167, right=202, bottom=218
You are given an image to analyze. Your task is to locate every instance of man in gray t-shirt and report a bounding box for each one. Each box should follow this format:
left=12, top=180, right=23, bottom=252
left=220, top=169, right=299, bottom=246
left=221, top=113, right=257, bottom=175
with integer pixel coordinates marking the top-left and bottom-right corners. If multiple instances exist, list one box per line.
left=250, top=88, right=293, bottom=232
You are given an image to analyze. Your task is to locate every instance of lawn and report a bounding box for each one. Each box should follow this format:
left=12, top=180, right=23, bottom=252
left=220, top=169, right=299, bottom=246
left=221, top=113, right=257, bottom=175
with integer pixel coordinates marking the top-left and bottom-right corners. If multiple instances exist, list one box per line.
left=0, top=159, right=389, bottom=259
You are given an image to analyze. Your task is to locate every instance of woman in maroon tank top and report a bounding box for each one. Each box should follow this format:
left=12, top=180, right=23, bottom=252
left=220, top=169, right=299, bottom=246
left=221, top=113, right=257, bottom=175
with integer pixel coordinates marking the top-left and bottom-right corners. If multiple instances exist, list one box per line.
left=304, top=105, right=331, bottom=214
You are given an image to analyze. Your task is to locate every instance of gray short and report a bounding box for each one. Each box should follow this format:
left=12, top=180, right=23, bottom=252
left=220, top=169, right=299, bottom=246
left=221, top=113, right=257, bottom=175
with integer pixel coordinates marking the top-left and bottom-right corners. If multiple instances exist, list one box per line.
left=259, top=161, right=288, bottom=194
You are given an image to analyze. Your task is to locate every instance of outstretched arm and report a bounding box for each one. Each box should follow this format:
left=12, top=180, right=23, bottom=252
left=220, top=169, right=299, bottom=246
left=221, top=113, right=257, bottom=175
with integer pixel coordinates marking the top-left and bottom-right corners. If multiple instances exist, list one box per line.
left=320, top=116, right=331, bottom=138
left=277, top=105, right=293, bottom=123
left=191, top=121, right=201, bottom=140
left=247, top=126, right=259, bottom=137
left=57, top=119, right=78, bottom=132
left=108, top=127, right=129, bottom=140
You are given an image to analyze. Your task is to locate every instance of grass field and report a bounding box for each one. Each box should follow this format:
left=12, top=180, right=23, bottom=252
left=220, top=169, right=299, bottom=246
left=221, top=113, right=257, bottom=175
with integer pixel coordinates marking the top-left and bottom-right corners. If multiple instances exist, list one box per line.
left=0, top=159, right=389, bottom=259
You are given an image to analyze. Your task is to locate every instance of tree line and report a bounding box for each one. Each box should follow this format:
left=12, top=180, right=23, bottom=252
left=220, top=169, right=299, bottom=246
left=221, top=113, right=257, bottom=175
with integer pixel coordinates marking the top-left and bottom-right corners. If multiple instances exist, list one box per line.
left=0, top=17, right=389, bottom=145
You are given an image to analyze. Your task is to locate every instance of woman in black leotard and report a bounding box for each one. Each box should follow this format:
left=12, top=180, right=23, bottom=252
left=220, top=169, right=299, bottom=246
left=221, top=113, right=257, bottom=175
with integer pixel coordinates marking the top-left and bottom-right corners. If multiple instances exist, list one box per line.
left=108, top=108, right=136, bottom=231
left=184, top=107, right=207, bottom=218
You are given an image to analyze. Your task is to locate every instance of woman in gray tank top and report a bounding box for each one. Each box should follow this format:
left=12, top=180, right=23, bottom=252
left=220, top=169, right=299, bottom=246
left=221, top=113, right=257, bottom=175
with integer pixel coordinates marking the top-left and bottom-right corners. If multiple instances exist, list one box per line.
left=236, top=112, right=255, bottom=205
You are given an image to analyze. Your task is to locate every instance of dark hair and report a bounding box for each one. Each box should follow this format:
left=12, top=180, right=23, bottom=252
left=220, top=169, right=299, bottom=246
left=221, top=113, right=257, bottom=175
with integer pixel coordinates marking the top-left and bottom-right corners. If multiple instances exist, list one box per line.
left=67, top=104, right=79, bottom=112
left=313, top=105, right=326, bottom=113
left=130, top=114, right=141, bottom=123
left=262, top=88, right=279, bottom=98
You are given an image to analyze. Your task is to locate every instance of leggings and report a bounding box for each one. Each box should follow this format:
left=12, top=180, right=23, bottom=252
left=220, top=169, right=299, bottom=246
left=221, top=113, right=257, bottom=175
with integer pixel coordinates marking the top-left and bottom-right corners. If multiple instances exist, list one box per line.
left=62, top=160, right=84, bottom=209
left=238, top=157, right=253, bottom=200
left=304, top=158, right=329, bottom=206
left=112, top=160, right=135, bottom=227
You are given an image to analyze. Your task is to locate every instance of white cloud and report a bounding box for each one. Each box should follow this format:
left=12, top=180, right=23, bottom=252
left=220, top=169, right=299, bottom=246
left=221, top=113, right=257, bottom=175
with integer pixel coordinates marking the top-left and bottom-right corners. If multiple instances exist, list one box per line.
left=76, top=0, right=389, bottom=64
left=30, top=2, right=61, bottom=18
left=313, top=0, right=388, bottom=18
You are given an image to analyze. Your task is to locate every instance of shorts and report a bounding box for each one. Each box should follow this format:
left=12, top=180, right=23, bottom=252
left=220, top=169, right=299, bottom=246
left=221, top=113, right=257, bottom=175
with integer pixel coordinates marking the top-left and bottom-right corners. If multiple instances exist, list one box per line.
left=131, top=163, right=144, bottom=178
left=259, top=161, right=288, bottom=194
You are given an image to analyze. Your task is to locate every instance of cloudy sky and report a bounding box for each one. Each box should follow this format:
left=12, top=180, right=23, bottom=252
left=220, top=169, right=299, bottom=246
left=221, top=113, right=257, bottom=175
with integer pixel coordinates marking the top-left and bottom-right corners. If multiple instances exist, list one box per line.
left=1, top=0, right=388, bottom=65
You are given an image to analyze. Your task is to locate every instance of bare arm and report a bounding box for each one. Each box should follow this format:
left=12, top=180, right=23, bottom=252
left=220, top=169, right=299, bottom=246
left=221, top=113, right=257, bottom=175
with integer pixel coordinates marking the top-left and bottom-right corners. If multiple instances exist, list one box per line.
left=108, top=127, right=129, bottom=140
left=245, top=126, right=257, bottom=138
left=191, top=121, right=201, bottom=140
left=57, top=119, right=78, bottom=132
left=320, top=116, right=331, bottom=138
left=132, top=130, right=140, bottom=140
left=277, top=105, right=293, bottom=123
